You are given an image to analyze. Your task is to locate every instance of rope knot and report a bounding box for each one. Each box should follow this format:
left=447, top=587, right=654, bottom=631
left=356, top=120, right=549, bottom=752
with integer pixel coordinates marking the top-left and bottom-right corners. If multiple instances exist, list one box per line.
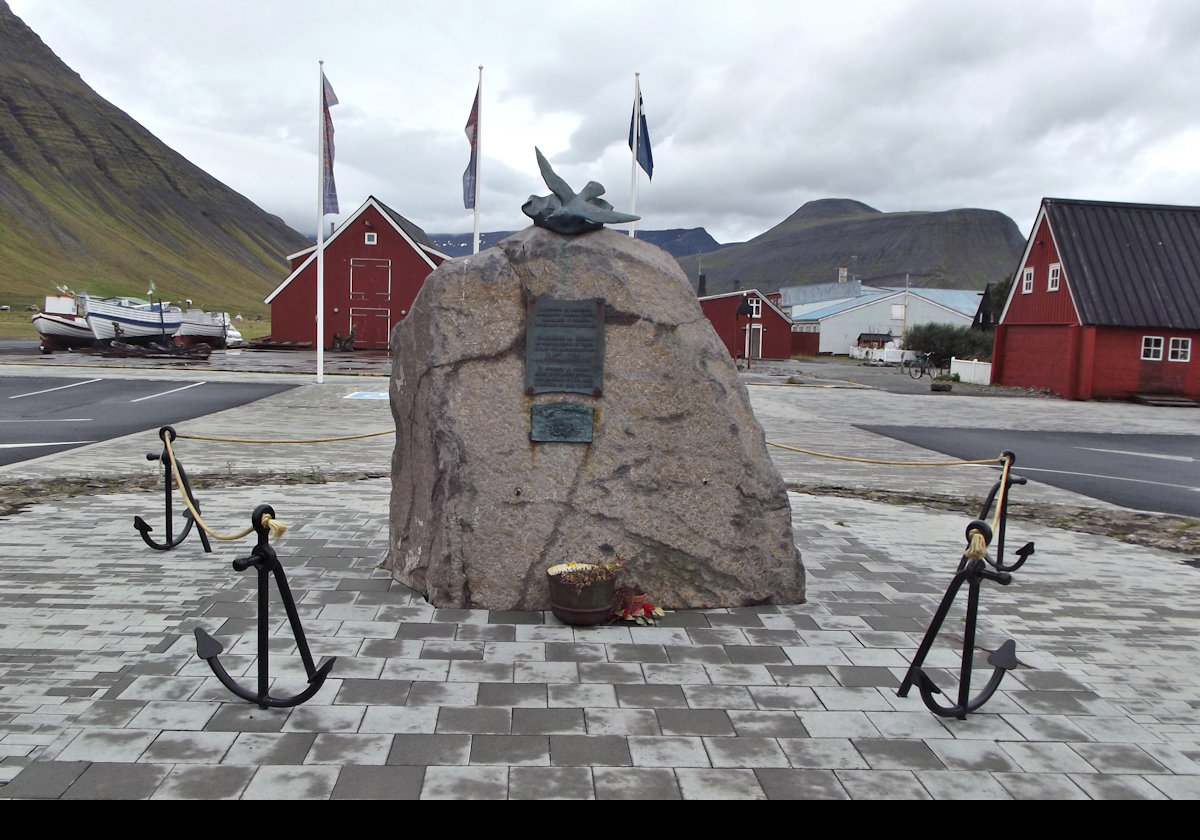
left=965, top=528, right=989, bottom=561
left=262, top=514, right=287, bottom=539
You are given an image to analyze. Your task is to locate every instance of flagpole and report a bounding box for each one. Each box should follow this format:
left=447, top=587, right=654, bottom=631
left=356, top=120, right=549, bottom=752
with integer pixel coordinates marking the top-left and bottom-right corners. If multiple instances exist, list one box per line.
left=464, top=67, right=483, bottom=254
left=473, top=66, right=482, bottom=254
left=316, top=60, right=327, bottom=384
left=629, top=72, right=640, bottom=238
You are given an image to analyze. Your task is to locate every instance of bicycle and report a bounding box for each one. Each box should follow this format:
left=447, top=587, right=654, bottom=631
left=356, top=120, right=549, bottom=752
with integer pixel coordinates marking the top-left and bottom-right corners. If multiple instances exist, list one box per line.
left=906, top=351, right=945, bottom=380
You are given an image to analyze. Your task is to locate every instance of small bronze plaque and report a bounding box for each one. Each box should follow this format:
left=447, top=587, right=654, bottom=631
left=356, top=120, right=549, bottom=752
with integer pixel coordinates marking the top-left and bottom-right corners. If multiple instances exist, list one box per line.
left=530, top=403, right=594, bottom=443
left=525, top=297, right=604, bottom=395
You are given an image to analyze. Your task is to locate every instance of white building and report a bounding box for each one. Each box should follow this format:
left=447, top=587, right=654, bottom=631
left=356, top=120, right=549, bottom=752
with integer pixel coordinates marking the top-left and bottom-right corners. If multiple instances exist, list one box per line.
left=782, top=285, right=981, bottom=356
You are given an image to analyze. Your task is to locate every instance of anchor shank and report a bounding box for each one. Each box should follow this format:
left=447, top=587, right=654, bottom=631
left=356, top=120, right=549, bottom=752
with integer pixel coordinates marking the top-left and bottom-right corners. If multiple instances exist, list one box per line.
left=957, top=566, right=984, bottom=719
left=257, top=561, right=271, bottom=707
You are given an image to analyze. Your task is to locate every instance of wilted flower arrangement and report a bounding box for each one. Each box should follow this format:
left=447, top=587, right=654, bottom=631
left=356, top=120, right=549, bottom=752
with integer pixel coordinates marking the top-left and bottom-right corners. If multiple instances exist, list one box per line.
left=546, top=555, right=668, bottom=626
left=612, top=586, right=666, bottom=626
left=550, top=556, right=625, bottom=591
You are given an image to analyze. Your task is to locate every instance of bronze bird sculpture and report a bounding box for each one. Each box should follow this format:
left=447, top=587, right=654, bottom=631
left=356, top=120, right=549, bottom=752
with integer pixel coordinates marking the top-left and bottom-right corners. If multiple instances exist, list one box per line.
left=522, top=147, right=640, bottom=235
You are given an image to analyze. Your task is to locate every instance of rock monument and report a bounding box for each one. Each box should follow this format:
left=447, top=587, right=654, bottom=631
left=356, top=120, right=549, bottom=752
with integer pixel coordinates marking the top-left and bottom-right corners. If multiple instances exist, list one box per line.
left=385, top=153, right=804, bottom=610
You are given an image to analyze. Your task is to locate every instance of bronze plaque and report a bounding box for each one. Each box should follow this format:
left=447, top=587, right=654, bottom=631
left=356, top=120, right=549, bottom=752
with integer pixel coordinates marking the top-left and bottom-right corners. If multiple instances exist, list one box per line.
left=525, top=297, right=604, bottom=395
left=530, top=403, right=594, bottom=443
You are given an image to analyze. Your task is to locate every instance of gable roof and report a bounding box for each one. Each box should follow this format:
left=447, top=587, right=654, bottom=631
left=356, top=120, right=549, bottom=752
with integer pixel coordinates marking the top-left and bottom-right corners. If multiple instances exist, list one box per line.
left=376, top=198, right=440, bottom=251
left=698, top=289, right=793, bottom=322
left=267, top=196, right=447, bottom=304
left=791, top=288, right=974, bottom=323
left=1041, top=198, right=1200, bottom=329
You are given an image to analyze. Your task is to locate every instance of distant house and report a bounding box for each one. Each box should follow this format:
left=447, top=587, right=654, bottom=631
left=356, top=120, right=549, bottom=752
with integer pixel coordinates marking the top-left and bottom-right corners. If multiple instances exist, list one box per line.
left=781, top=284, right=978, bottom=356
left=698, top=290, right=794, bottom=361
left=992, top=198, right=1200, bottom=400
left=265, top=196, right=448, bottom=350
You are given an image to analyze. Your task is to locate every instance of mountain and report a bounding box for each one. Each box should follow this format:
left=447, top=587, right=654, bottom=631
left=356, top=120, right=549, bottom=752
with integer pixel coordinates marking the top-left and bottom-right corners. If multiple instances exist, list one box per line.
left=676, top=199, right=1025, bottom=296
left=429, top=227, right=720, bottom=259
left=0, top=2, right=309, bottom=314
left=434, top=201, right=1021, bottom=296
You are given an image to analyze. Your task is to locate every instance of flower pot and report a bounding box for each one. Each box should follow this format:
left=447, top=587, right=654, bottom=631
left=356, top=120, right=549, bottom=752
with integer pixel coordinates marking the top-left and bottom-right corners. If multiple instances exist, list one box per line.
left=546, top=564, right=616, bottom=625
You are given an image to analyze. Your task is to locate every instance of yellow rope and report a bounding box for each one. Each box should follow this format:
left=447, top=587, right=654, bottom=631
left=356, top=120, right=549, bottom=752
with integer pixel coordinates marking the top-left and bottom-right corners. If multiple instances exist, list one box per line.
left=766, top=440, right=1006, bottom=468
left=765, top=439, right=1014, bottom=561
left=177, top=430, right=395, bottom=444
left=163, top=435, right=287, bottom=541
left=964, top=455, right=1013, bottom=561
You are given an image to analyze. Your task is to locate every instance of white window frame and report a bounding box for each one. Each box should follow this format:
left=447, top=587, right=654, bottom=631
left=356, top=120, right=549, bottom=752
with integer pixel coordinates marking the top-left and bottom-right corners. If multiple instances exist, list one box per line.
left=364, top=232, right=378, bottom=246
left=1141, top=336, right=1164, bottom=361
left=1168, top=337, right=1192, bottom=363
left=1047, top=263, right=1061, bottom=292
left=1021, top=268, right=1034, bottom=294
left=748, top=297, right=762, bottom=318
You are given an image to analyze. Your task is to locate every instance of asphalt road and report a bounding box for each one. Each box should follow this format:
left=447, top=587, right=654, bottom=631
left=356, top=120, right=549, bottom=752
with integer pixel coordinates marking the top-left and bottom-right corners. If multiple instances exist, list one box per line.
left=0, top=376, right=295, bottom=467
left=860, top=425, right=1200, bottom=517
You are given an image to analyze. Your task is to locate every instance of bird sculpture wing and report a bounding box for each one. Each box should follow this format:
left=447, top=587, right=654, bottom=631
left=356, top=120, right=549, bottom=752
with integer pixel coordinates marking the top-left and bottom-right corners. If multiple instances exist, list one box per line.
left=535, top=147, right=576, bottom=203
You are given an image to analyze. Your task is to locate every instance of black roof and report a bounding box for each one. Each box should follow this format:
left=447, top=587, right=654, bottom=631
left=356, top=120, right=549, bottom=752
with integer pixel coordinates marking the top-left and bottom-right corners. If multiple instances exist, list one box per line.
left=375, top=197, right=438, bottom=251
left=1044, top=198, right=1200, bottom=329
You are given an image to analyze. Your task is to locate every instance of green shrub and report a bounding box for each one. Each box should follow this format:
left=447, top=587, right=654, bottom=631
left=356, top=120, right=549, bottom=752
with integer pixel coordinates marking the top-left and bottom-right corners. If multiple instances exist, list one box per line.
left=903, top=323, right=994, bottom=365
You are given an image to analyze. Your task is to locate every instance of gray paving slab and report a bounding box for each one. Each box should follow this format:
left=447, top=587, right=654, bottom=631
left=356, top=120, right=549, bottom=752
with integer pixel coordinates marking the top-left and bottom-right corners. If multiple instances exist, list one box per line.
left=0, top=357, right=1198, bottom=798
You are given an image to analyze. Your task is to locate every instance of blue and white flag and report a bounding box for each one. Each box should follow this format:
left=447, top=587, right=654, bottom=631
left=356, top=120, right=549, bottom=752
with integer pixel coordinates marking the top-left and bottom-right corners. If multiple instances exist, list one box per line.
left=629, top=82, right=653, bottom=180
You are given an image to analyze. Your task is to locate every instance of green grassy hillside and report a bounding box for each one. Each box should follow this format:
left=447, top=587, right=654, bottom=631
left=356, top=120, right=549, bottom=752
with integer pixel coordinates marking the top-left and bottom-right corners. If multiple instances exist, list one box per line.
left=0, top=3, right=310, bottom=317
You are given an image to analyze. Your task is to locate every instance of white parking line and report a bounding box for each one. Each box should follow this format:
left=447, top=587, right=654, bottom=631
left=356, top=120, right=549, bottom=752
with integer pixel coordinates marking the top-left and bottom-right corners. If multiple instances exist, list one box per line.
left=1077, top=446, right=1194, bottom=463
left=1019, top=465, right=1198, bottom=492
left=8, top=379, right=103, bottom=399
left=129, top=382, right=206, bottom=402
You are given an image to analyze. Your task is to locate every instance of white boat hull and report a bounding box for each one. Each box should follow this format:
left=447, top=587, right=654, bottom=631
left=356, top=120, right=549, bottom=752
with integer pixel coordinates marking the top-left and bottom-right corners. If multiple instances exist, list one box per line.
left=177, top=310, right=234, bottom=348
left=85, top=298, right=182, bottom=342
left=32, top=311, right=94, bottom=351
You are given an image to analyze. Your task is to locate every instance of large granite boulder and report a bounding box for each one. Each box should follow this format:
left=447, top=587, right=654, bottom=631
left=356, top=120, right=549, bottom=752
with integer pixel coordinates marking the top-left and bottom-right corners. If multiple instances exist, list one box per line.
left=386, top=225, right=805, bottom=610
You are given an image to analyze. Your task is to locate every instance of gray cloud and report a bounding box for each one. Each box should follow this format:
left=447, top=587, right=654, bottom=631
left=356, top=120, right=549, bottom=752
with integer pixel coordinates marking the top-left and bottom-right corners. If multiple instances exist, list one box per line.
left=10, top=0, right=1200, bottom=246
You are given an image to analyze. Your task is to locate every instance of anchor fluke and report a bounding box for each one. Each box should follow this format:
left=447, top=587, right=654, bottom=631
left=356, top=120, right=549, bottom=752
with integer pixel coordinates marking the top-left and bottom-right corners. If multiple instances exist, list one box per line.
left=312, top=657, right=337, bottom=684
left=194, top=627, right=224, bottom=661
left=987, top=639, right=1018, bottom=671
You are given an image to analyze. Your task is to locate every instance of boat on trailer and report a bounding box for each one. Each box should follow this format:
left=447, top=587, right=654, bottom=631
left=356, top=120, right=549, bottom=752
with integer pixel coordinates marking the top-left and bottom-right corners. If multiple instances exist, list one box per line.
left=83, top=295, right=183, bottom=344
left=176, top=309, right=243, bottom=349
left=32, top=294, right=94, bottom=353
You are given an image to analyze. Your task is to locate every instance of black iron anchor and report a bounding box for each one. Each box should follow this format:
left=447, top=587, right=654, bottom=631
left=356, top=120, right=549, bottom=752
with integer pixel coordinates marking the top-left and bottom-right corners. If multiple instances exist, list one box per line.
left=897, top=452, right=1035, bottom=719
left=133, top=425, right=212, bottom=552
left=194, top=504, right=336, bottom=709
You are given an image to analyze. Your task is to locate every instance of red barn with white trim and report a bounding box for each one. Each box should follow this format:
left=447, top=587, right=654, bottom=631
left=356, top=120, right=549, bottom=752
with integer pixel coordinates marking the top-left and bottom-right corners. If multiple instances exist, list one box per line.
left=993, top=198, right=1200, bottom=401
left=265, top=196, right=447, bottom=350
left=699, top=290, right=794, bottom=361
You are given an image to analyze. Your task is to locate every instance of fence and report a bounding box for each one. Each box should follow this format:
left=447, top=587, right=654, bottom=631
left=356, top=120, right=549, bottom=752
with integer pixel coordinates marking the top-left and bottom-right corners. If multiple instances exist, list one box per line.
left=850, top=346, right=910, bottom=365
left=950, top=357, right=992, bottom=385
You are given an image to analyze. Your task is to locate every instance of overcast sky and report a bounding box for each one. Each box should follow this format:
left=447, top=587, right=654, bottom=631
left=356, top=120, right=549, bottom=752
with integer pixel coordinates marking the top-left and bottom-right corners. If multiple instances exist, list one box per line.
left=10, top=0, right=1200, bottom=245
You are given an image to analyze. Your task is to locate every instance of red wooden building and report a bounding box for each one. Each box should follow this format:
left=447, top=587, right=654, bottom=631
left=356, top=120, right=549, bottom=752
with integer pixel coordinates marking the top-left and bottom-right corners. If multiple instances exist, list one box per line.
left=698, top=290, right=795, bottom=361
left=992, top=198, right=1200, bottom=401
left=265, top=196, right=448, bottom=349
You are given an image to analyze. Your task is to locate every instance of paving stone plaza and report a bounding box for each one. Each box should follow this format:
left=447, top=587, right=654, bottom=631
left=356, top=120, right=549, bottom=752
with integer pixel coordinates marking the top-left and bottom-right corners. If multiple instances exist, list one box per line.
left=0, top=355, right=1197, bottom=799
